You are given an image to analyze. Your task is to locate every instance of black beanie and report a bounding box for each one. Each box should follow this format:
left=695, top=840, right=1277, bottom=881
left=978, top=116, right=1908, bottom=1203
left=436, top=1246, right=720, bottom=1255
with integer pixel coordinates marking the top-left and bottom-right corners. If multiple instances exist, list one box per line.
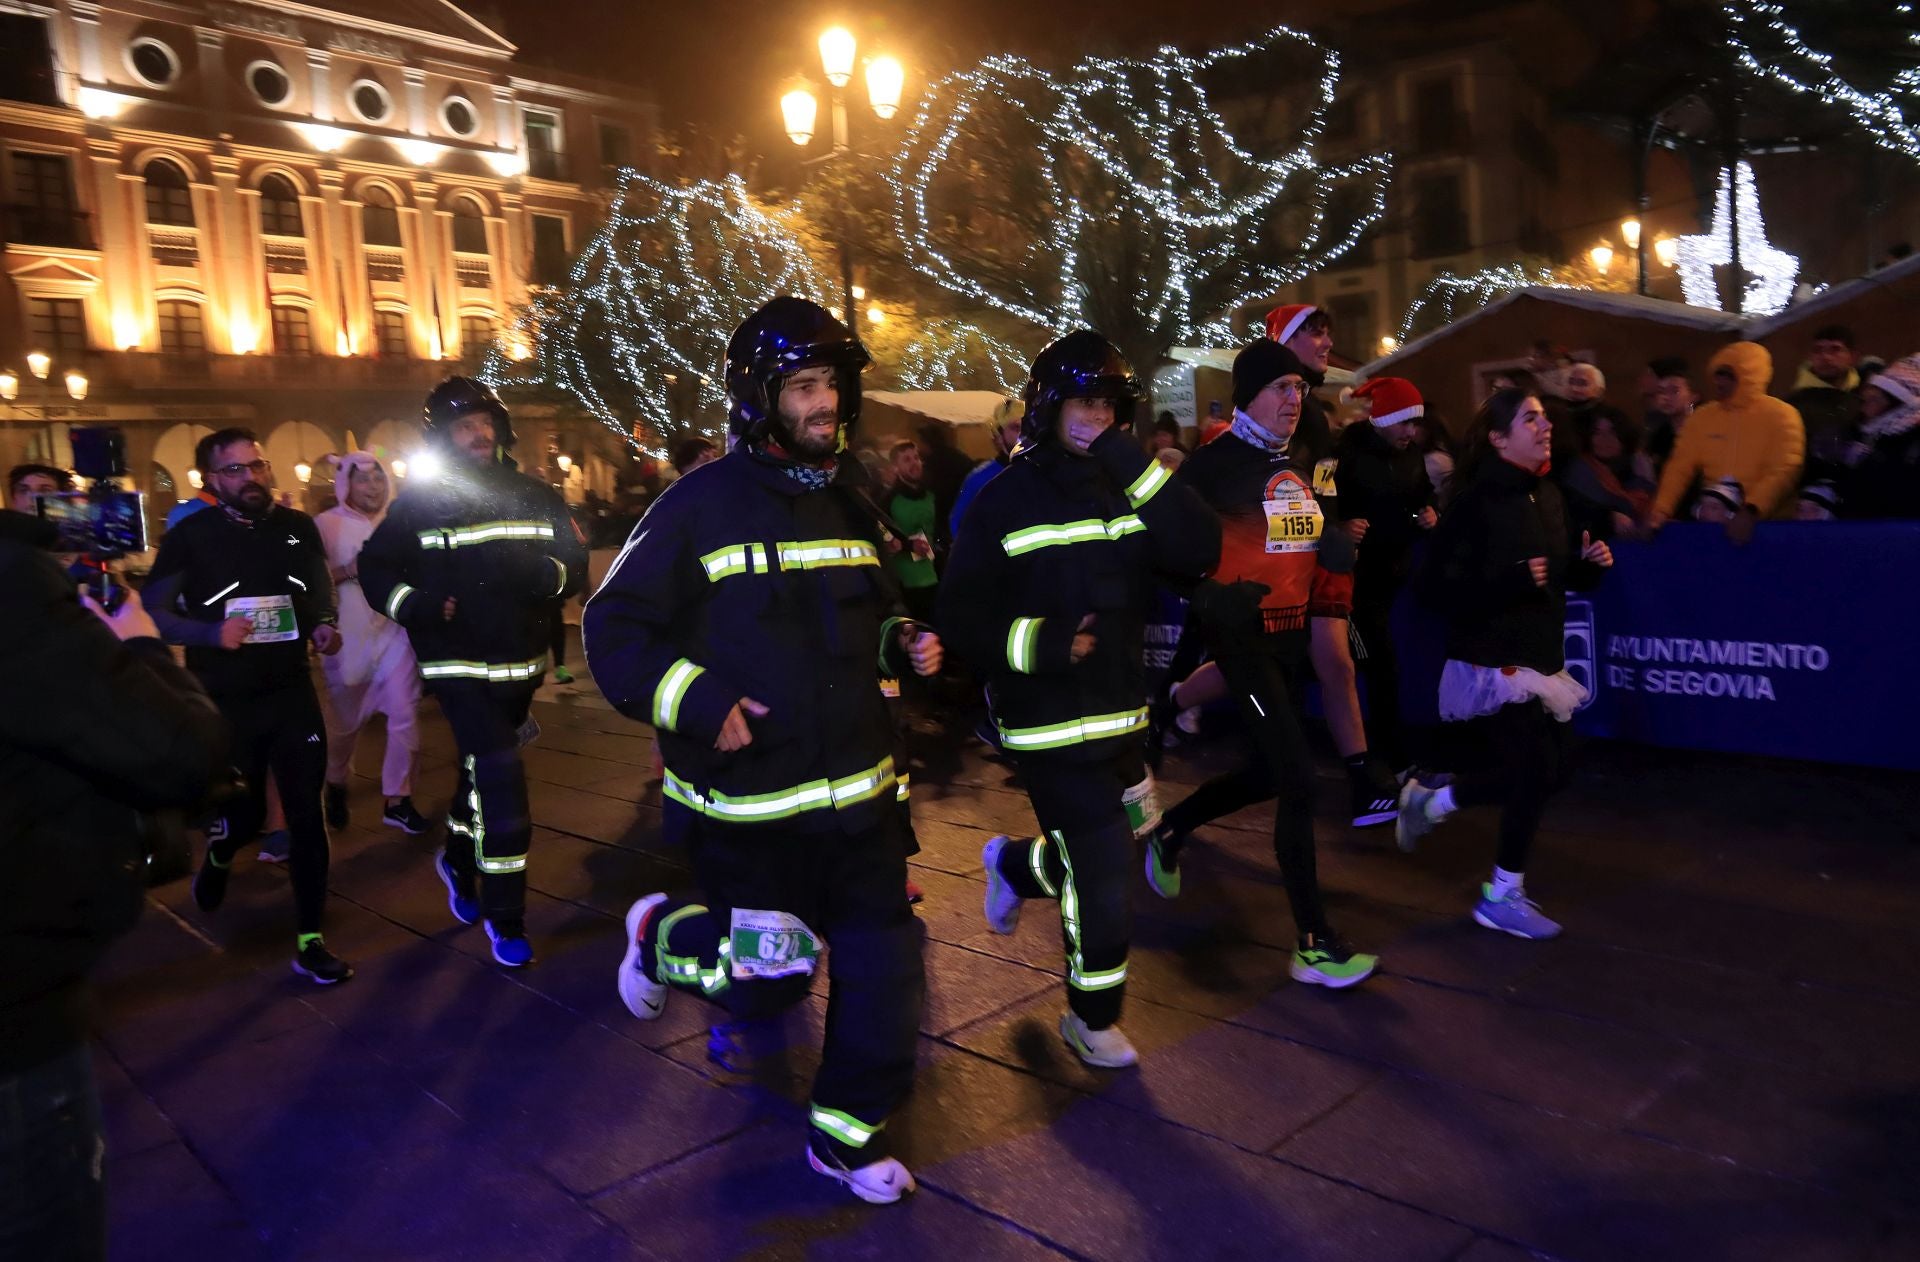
left=1232, top=338, right=1309, bottom=411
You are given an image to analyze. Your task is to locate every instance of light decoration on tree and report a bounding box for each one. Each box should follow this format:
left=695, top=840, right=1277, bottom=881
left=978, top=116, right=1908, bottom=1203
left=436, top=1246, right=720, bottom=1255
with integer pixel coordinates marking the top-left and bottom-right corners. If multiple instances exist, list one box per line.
left=1672, top=161, right=1800, bottom=315
left=484, top=172, right=832, bottom=450
left=891, top=25, right=1391, bottom=365
left=1723, top=1, right=1920, bottom=163
left=1395, top=264, right=1569, bottom=344
left=896, top=318, right=1032, bottom=394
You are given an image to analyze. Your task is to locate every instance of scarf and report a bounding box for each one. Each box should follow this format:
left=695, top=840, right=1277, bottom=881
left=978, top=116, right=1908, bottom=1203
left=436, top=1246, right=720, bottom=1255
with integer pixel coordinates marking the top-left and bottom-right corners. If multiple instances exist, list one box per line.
left=748, top=442, right=836, bottom=490
left=1230, top=408, right=1291, bottom=458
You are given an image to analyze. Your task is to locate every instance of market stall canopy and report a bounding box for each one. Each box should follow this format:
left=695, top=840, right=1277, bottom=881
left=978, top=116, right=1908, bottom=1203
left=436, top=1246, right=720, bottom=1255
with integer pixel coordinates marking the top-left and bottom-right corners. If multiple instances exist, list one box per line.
left=1356, top=289, right=1747, bottom=435
left=1746, top=253, right=1920, bottom=393
left=862, top=390, right=1018, bottom=459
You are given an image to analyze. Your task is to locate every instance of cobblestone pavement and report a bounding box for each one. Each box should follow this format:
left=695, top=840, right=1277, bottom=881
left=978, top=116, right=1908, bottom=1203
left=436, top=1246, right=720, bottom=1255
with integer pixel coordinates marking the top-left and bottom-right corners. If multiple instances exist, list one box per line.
left=98, top=642, right=1920, bottom=1261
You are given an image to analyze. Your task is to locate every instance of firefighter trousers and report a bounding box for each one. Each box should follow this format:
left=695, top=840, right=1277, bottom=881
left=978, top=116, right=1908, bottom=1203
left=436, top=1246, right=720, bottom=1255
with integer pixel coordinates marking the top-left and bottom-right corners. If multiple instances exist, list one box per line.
left=432, top=680, right=537, bottom=925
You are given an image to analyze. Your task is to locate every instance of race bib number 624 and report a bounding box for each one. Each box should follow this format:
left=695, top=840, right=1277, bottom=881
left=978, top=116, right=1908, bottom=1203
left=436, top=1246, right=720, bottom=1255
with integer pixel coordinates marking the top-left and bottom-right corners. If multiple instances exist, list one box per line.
left=728, top=908, right=822, bottom=980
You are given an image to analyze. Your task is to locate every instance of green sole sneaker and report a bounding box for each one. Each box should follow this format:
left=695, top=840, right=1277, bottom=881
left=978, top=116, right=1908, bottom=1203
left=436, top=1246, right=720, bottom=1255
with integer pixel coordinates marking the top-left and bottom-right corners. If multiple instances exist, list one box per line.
left=1290, top=945, right=1379, bottom=989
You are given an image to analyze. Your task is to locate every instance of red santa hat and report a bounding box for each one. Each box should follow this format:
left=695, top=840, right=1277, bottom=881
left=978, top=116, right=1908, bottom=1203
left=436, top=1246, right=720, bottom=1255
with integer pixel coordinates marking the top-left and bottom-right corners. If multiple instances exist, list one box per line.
left=1264, top=303, right=1320, bottom=346
left=1351, top=376, right=1425, bottom=427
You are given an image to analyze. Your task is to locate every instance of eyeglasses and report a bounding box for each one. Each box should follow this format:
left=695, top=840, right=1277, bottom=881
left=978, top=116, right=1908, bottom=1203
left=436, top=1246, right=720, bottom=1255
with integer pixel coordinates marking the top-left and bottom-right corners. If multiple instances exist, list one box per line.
left=210, top=459, right=271, bottom=478
left=1263, top=379, right=1306, bottom=398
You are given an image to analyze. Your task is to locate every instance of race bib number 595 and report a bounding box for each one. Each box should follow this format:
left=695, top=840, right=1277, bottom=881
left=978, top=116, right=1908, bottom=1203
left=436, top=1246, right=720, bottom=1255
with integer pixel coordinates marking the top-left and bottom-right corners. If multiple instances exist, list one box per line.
left=728, top=908, right=822, bottom=980
left=225, top=594, right=298, bottom=644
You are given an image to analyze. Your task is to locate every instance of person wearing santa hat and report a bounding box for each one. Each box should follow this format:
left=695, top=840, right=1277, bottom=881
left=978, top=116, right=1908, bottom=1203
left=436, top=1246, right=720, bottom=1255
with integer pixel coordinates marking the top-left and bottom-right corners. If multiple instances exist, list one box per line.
left=315, top=452, right=430, bottom=836
left=1335, top=377, right=1439, bottom=777
left=1265, top=303, right=1397, bottom=827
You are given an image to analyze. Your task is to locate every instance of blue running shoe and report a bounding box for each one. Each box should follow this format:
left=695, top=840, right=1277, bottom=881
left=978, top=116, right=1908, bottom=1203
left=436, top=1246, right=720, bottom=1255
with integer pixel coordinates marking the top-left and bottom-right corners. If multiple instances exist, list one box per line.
left=1472, top=886, right=1563, bottom=940
left=435, top=853, right=480, bottom=926
left=485, top=919, right=534, bottom=967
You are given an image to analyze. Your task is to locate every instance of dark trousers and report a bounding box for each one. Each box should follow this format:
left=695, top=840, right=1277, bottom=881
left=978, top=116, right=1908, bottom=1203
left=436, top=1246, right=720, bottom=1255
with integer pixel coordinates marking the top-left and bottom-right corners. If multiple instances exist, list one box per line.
left=1449, top=700, right=1574, bottom=874
left=1351, top=583, right=1407, bottom=769
left=208, top=681, right=330, bottom=935
left=1162, top=648, right=1329, bottom=939
left=0, top=1043, right=104, bottom=1262
left=640, top=815, right=923, bottom=1162
left=993, top=745, right=1143, bottom=1029
left=548, top=600, right=568, bottom=669
left=433, top=680, right=537, bottom=924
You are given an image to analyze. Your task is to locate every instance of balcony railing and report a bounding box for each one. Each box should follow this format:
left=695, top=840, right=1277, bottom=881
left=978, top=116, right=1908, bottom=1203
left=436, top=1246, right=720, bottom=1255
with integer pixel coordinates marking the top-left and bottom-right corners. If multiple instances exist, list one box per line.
left=365, top=245, right=405, bottom=281
left=148, top=224, right=199, bottom=266
left=3, top=204, right=94, bottom=250
left=262, top=235, right=308, bottom=274
left=454, top=254, right=491, bottom=289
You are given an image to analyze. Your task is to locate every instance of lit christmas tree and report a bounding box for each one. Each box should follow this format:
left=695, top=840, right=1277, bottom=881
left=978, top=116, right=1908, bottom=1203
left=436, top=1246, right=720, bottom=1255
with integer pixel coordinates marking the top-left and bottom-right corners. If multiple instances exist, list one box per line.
left=890, top=24, right=1391, bottom=373
left=1724, top=0, right=1920, bottom=164
left=895, top=318, right=1032, bottom=394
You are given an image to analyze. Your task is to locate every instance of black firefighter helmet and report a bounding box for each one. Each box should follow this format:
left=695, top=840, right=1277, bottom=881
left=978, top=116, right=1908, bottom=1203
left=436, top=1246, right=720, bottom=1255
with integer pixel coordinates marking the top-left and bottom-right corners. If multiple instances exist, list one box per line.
left=1017, top=330, right=1144, bottom=452
left=423, top=375, right=515, bottom=450
left=724, top=296, right=871, bottom=446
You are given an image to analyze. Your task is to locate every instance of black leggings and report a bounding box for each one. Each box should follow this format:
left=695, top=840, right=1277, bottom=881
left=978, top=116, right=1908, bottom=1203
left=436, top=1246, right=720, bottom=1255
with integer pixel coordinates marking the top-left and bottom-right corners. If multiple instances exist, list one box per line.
left=1161, top=648, right=1328, bottom=938
left=1448, top=700, right=1574, bottom=873
left=1351, top=586, right=1406, bottom=769
left=208, top=682, right=330, bottom=935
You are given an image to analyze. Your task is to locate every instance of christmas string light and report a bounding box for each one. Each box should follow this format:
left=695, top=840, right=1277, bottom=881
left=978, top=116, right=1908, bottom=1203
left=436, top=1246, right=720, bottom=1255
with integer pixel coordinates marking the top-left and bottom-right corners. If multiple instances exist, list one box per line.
left=890, top=25, right=1392, bottom=358
left=487, top=171, right=833, bottom=448
left=1723, top=1, right=1920, bottom=163
left=896, top=318, right=1032, bottom=394
left=1672, top=161, right=1800, bottom=315
left=1395, top=264, right=1569, bottom=343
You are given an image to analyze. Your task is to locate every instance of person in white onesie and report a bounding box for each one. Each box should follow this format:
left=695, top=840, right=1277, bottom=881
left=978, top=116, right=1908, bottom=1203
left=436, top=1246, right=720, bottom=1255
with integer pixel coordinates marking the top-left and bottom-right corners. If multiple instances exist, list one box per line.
left=316, top=453, right=430, bottom=834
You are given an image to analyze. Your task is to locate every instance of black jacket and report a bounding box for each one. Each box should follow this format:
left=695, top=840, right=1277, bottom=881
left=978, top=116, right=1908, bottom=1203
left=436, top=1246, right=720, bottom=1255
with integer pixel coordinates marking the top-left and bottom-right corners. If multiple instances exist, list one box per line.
left=1333, top=422, right=1434, bottom=592
left=360, top=459, right=586, bottom=687
left=1420, top=459, right=1604, bottom=674
left=1, top=543, right=229, bottom=1072
left=145, top=503, right=336, bottom=698
left=1839, top=426, right=1920, bottom=520
left=583, top=451, right=910, bottom=839
left=939, top=429, right=1219, bottom=761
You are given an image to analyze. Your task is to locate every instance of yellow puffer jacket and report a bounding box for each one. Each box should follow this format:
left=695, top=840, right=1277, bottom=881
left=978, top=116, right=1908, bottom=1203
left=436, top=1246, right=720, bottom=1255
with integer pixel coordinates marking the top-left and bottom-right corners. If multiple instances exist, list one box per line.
left=1653, top=341, right=1806, bottom=518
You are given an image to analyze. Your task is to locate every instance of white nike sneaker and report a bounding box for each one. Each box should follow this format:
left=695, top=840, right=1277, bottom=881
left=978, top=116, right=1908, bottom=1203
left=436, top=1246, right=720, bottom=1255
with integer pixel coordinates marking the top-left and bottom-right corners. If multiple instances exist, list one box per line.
left=617, top=894, right=670, bottom=1021
left=1060, top=1011, right=1139, bottom=1068
left=981, top=835, right=1024, bottom=935
left=807, top=1141, right=916, bottom=1205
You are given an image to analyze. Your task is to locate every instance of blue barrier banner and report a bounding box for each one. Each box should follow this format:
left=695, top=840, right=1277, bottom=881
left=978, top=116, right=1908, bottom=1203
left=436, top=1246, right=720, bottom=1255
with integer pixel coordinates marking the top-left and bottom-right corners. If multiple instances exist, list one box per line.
left=1394, top=523, right=1920, bottom=770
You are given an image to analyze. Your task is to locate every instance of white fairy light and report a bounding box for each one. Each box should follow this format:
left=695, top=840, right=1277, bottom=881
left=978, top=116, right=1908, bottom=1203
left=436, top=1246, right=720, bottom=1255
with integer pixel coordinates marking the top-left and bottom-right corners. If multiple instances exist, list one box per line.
left=1672, top=161, right=1799, bottom=315
left=1395, top=263, right=1569, bottom=343
left=889, top=25, right=1392, bottom=356
left=896, top=318, right=1032, bottom=394
left=1723, top=1, right=1920, bottom=163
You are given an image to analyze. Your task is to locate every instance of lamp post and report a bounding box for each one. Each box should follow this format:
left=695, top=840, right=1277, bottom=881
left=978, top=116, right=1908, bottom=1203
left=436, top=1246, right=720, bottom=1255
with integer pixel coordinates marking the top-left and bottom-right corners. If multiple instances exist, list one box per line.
left=779, top=27, right=906, bottom=320
left=1, top=351, right=91, bottom=477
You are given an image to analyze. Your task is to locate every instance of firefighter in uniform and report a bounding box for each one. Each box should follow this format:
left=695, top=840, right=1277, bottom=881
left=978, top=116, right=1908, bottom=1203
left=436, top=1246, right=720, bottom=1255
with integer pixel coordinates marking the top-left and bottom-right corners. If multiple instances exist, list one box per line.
left=939, top=331, right=1220, bottom=1068
left=588, top=297, right=941, bottom=1204
left=358, top=377, right=586, bottom=968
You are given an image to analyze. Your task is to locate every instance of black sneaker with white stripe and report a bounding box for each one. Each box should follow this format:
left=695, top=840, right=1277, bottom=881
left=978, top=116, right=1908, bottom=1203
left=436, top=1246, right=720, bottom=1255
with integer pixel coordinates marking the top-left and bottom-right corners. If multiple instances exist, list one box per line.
left=1350, top=779, right=1398, bottom=828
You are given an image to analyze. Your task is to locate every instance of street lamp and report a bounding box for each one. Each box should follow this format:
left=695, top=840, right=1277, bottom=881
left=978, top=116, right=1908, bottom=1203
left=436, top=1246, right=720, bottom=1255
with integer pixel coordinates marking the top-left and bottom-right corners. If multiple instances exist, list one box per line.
left=818, top=27, right=856, bottom=87
left=780, top=86, right=819, bottom=146
left=1653, top=235, right=1679, bottom=269
left=866, top=56, right=904, bottom=120
left=26, top=351, right=50, bottom=380
left=1, top=354, right=89, bottom=409
left=1620, top=218, right=1642, bottom=251
left=1589, top=243, right=1615, bottom=276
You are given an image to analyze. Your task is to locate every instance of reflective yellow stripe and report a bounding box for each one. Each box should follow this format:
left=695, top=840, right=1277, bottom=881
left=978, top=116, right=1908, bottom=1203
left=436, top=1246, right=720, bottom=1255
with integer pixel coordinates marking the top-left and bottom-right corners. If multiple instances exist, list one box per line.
left=652, top=658, right=705, bottom=731
left=550, top=559, right=568, bottom=595
left=997, top=707, right=1149, bottom=751
left=1028, top=834, right=1059, bottom=898
left=661, top=756, right=896, bottom=823
left=809, top=1103, right=881, bottom=1148
left=1126, top=460, right=1171, bottom=508
left=1007, top=616, right=1044, bottom=673
left=385, top=582, right=416, bottom=621
left=1000, top=516, right=1145, bottom=557
left=776, top=538, right=879, bottom=571
left=418, top=520, right=557, bottom=549
left=419, top=656, right=547, bottom=682
left=700, top=543, right=769, bottom=582
left=896, top=773, right=911, bottom=802
left=462, top=753, right=527, bottom=875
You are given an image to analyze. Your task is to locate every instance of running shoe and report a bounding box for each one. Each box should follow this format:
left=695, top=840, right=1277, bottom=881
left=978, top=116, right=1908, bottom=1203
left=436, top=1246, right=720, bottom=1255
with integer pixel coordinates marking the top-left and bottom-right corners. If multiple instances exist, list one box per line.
left=256, top=829, right=291, bottom=864
left=1290, top=931, right=1379, bottom=989
left=617, top=894, right=669, bottom=1020
left=323, top=783, right=349, bottom=830
left=485, top=920, right=534, bottom=968
left=551, top=665, right=575, bottom=685
left=192, top=856, right=229, bottom=913
left=904, top=878, right=925, bottom=906
left=1349, top=761, right=1400, bottom=828
left=292, top=938, right=353, bottom=985
left=981, top=836, right=1023, bottom=934
left=1059, top=1011, right=1139, bottom=1068
left=806, top=1133, right=916, bottom=1205
left=435, top=852, right=480, bottom=926
left=1143, top=823, right=1182, bottom=900
left=1472, top=886, right=1563, bottom=940
left=382, top=797, right=432, bottom=835
left=1395, top=779, right=1439, bottom=853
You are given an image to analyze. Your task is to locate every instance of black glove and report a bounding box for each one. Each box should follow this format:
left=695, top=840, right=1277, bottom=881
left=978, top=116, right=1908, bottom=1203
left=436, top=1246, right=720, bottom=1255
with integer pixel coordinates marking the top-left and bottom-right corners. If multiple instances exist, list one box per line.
left=1190, top=578, right=1271, bottom=644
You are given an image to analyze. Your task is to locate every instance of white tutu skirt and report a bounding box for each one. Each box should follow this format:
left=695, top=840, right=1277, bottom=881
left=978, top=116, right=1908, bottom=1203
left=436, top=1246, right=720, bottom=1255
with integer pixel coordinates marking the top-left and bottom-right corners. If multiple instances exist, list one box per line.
left=1438, top=660, right=1589, bottom=724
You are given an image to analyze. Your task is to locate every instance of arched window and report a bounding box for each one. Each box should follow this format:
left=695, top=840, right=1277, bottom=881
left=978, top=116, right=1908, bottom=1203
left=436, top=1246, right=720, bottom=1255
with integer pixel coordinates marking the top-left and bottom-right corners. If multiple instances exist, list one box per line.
left=373, top=309, right=409, bottom=358
left=270, top=304, right=312, bottom=355
left=156, top=299, right=205, bottom=354
left=259, top=174, right=303, bottom=237
left=144, top=159, right=193, bottom=227
left=362, top=186, right=401, bottom=247
left=450, top=198, right=487, bottom=254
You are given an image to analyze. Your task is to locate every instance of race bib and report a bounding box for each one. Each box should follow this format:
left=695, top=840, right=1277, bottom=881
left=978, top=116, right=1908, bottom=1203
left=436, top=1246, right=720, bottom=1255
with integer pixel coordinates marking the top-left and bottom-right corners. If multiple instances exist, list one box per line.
left=728, top=908, right=821, bottom=980
left=1312, top=458, right=1340, bottom=497
left=225, top=594, right=298, bottom=644
left=1263, top=491, right=1324, bottom=553
left=878, top=677, right=902, bottom=699
left=516, top=716, right=542, bottom=749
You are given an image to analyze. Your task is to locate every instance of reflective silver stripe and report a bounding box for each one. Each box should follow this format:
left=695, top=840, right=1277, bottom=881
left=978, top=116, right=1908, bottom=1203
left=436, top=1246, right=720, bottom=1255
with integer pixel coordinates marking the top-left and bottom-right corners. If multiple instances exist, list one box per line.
left=1007, top=617, right=1044, bottom=674
left=776, top=539, right=879, bottom=571
left=202, top=581, right=240, bottom=607
left=385, top=582, right=416, bottom=621
left=1028, top=834, right=1059, bottom=898
left=998, top=707, right=1149, bottom=751
left=550, top=559, right=567, bottom=596
left=809, top=1104, right=880, bottom=1147
left=1001, top=516, right=1145, bottom=557
left=418, top=520, right=557, bottom=549
left=661, top=756, right=896, bottom=823
left=701, top=543, right=769, bottom=581
left=1126, top=460, right=1171, bottom=508
left=418, top=656, right=548, bottom=682
left=652, top=659, right=704, bottom=731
